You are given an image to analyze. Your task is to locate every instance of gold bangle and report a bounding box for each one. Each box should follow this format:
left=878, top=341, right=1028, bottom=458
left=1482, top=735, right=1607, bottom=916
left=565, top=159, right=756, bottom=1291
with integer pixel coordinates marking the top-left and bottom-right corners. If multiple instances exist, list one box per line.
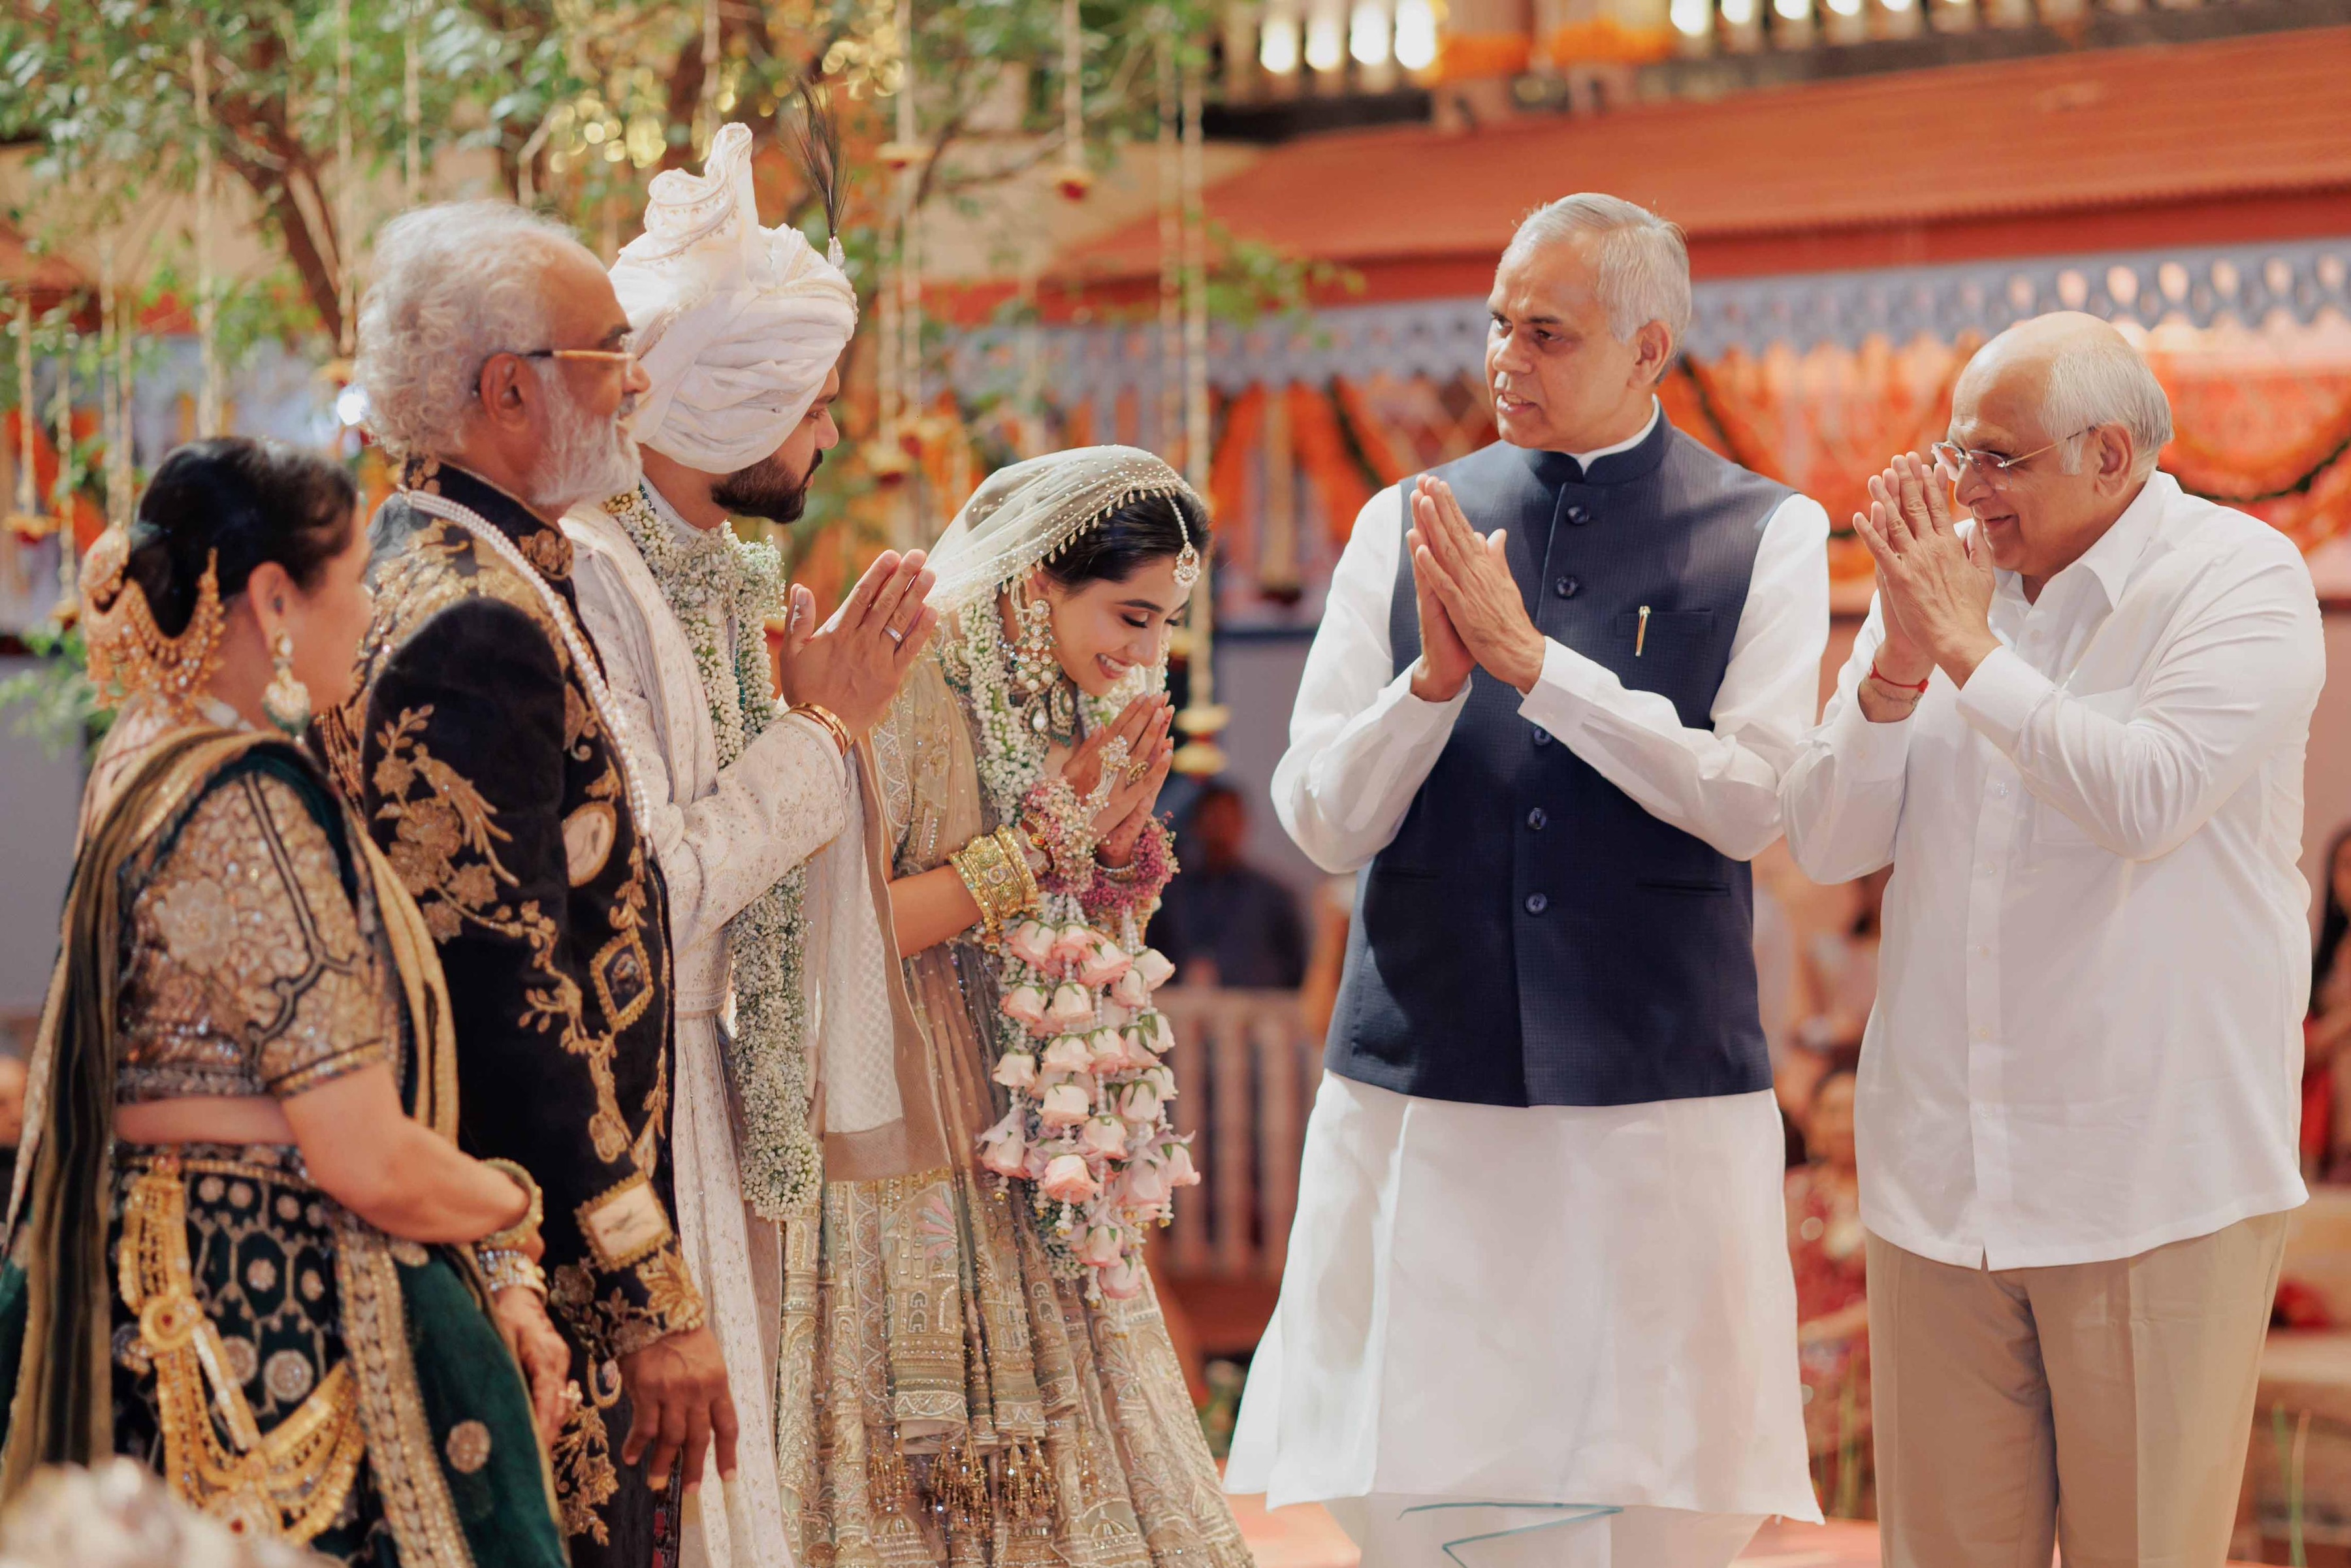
left=994, top=825, right=1042, bottom=914
left=790, top=701, right=854, bottom=757
left=481, top=1158, right=543, bottom=1253
left=950, top=827, right=1040, bottom=946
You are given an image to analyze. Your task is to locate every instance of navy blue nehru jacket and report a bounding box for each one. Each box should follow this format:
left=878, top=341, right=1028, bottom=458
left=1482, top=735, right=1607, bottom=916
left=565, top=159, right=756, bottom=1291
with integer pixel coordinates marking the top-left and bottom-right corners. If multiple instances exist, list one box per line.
left=1323, top=414, right=1793, bottom=1109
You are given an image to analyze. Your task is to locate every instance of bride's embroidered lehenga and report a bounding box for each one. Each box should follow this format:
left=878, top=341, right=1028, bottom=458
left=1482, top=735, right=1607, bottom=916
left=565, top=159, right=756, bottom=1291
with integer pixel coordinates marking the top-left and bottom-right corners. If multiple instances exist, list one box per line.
left=770, top=451, right=1247, bottom=1568
left=0, top=691, right=568, bottom=1568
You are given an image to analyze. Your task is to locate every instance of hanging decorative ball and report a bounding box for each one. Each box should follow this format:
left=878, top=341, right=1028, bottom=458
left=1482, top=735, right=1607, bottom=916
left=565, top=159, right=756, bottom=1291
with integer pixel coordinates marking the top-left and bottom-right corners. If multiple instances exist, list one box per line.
left=1055, top=162, right=1094, bottom=202
left=7, top=509, right=56, bottom=547
left=863, top=434, right=916, bottom=487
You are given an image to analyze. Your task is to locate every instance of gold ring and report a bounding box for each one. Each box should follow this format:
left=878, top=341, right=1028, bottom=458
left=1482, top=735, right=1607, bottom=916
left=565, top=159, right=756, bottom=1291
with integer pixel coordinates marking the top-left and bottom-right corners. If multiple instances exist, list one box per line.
left=1122, top=758, right=1150, bottom=783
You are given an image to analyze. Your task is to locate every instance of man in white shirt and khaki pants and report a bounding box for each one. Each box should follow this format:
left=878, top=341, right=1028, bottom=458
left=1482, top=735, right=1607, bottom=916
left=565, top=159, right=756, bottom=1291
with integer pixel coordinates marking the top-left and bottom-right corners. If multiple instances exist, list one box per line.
left=1783, top=312, right=2324, bottom=1565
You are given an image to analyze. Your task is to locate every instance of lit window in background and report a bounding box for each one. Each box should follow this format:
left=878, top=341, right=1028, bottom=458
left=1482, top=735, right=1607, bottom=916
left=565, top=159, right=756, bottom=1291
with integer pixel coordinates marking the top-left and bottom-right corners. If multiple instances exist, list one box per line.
left=1350, top=0, right=1392, bottom=65
left=1305, top=8, right=1347, bottom=70
left=1880, top=0, right=1914, bottom=12
left=1260, top=12, right=1302, bottom=71
left=1718, top=0, right=1756, bottom=23
left=1825, top=0, right=1862, bottom=16
left=1394, top=0, right=1439, bottom=67
left=1773, top=0, right=1808, bottom=18
left=1670, top=0, right=1712, bottom=31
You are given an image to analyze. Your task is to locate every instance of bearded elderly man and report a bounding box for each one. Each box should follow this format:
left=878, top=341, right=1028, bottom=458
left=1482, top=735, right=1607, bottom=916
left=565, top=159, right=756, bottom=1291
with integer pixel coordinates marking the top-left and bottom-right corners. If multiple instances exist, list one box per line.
left=323, top=200, right=735, bottom=1568
left=1784, top=313, right=2324, bottom=1566
left=1228, top=193, right=1825, bottom=1566
left=562, top=124, right=938, bottom=1568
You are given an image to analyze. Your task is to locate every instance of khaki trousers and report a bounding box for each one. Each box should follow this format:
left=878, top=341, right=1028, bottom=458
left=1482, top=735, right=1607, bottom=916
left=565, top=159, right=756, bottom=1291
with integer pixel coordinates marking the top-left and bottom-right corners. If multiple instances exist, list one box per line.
left=1869, top=1212, right=2289, bottom=1568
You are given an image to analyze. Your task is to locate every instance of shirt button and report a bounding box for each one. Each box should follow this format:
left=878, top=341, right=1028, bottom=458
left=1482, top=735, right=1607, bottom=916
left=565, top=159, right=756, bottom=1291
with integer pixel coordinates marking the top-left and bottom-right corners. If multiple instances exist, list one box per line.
left=1554, top=576, right=1580, bottom=599
left=1526, top=807, right=1548, bottom=830
left=1532, top=726, right=1554, bottom=748
left=1976, top=944, right=1991, bottom=958
left=1524, top=893, right=1550, bottom=915
left=1992, top=783, right=2009, bottom=799
left=1565, top=505, right=1591, bottom=526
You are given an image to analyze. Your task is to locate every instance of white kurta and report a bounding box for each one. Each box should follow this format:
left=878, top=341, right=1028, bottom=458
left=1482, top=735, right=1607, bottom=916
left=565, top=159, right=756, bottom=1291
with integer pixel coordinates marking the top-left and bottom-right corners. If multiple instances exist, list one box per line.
left=566, top=491, right=850, bottom=1568
left=1226, top=409, right=1825, bottom=1526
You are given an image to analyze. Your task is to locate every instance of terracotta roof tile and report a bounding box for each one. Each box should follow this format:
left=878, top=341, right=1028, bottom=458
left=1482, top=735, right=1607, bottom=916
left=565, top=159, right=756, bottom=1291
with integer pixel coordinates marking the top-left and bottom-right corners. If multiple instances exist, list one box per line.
left=1057, top=27, right=2351, bottom=283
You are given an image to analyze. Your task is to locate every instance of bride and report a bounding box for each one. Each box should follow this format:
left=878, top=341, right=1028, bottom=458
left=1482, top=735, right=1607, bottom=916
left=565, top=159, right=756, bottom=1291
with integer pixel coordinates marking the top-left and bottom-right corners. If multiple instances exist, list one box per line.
left=775, top=446, right=1247, bottom=1568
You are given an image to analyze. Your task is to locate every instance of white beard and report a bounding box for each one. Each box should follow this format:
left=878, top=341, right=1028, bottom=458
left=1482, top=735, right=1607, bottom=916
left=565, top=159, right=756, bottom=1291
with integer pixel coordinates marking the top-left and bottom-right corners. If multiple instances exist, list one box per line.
left=528, top=382, right=643, bottom=513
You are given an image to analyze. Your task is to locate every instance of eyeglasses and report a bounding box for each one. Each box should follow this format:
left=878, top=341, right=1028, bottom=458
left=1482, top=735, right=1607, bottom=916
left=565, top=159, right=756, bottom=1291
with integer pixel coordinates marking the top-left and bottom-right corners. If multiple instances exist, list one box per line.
left=513, top=345, right=637, bottom=371
left=1930, top=426, right=2099, bottom=485
left=478, top=342, right=638, bottom=384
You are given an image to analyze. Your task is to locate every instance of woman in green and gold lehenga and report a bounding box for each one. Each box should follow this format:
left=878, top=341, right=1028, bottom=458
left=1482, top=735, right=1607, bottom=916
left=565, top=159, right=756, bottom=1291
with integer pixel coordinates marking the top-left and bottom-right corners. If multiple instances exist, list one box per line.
left=0, top=438, right=571, bottom=1567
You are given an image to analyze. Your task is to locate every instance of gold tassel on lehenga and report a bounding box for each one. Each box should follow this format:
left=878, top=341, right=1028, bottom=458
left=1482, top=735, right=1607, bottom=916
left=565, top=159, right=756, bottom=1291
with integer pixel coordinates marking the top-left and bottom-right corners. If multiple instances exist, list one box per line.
left=119, top=1155, right=368, bottom=1543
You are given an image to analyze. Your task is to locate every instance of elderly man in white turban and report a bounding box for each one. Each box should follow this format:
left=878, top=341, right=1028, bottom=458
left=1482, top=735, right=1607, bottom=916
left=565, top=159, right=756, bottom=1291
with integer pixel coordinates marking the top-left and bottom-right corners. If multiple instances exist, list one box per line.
left=565, top=122, right=940, bottom=1568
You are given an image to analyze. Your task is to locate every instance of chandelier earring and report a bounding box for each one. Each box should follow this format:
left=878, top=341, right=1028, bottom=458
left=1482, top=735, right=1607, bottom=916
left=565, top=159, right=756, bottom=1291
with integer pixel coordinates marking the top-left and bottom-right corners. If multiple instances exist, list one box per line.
left=1007, top=579, right=1080, bottom=740
left=262, top=627, right=312, bottom=737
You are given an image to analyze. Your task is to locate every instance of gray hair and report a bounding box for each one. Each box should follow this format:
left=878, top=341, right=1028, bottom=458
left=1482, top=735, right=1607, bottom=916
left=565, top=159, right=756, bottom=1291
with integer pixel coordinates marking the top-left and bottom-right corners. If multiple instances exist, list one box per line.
left=2041, top=332, right=2173, bottom=482
left=1502, top=194, right=1693, bottom=351
left=355, top=200, right=588, bottom=458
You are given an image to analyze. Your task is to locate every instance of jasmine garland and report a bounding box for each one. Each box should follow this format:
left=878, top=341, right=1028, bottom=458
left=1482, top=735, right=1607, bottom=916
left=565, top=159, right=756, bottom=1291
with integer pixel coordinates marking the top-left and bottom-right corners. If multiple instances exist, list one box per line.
left=607, top=485, right=821, bottom=1218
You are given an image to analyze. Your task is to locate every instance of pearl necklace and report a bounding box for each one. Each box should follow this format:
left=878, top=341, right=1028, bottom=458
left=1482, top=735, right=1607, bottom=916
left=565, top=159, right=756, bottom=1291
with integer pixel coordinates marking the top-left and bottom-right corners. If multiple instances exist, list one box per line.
left=401, top=489, right=651, bottom=833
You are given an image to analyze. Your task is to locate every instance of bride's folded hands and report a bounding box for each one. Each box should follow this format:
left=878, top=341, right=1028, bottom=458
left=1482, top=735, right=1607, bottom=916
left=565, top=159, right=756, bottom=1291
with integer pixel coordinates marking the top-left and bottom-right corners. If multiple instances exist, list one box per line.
left=887, top=694, right=1172, bottom=955
left=1058, top=693, right=1174, bottom=848
left=1093, top=707, right=1176, bottom=867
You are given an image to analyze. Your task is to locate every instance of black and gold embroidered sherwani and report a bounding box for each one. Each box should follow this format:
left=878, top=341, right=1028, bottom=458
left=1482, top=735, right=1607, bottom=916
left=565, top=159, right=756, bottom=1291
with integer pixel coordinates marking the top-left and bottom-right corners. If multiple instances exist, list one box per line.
left=319, top=462, right=705, bottom=1567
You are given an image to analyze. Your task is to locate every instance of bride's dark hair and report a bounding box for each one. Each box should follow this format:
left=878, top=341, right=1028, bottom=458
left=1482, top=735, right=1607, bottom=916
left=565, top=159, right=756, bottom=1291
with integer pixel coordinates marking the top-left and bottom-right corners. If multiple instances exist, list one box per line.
left=1040, top=490, right=1209, bottom=589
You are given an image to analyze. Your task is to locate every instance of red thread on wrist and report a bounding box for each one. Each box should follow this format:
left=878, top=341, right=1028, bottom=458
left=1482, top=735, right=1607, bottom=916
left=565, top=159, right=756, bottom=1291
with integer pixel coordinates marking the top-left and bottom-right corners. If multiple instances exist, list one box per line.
left=1868, top=658, right=1930, bottom=694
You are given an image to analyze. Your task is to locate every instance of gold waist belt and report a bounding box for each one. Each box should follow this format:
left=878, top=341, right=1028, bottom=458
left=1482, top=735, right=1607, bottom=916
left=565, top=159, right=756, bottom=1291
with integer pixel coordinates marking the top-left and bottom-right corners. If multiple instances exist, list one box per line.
left=119, top=1152, right=366, bottom=1543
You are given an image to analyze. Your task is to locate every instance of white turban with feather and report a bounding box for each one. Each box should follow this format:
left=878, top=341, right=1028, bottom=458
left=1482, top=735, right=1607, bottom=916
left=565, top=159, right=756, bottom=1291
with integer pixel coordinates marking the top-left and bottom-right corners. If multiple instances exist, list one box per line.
left=610, top=121, right=857, bottom=473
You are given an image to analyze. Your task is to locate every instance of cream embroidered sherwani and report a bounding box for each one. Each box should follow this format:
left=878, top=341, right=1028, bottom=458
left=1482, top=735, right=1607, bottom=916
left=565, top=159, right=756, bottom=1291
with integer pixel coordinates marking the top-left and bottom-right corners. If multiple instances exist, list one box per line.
left=566, top=487, right=850, bottom=1568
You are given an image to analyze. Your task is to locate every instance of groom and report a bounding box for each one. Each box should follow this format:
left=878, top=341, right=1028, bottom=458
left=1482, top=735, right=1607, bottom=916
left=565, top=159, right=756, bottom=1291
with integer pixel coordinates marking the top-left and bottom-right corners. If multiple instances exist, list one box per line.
left=565, top=122, right=936, bottom=1567
left=1227, top=193, right=1828, bottom=1565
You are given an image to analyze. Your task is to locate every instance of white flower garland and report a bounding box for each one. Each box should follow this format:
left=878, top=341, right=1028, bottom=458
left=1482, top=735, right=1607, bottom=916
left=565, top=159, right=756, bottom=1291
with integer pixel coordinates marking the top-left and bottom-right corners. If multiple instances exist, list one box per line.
left=607, top=485, right=820, bottom=1219
left=940, top=603, right=1196, bottom=1297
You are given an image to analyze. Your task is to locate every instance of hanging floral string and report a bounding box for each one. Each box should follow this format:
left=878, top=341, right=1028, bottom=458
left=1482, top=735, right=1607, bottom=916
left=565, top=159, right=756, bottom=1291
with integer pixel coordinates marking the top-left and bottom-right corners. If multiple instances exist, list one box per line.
left=1157, top=39, right=1181, bottom=460
left=335, top=0, right=355, bottom=363
left=116, top=279, right=133, bottom=530
left=1056, top=0, right=1091, bottom=199
left=1173, top=58, right=1228, bottom=774
left=97, top=240, right=119, bottom=530
left=403, top=0, right=422, bottom=204
left=52, top=347, right=74, bottom=609
left=9, top=295, right=43, bottom=542
left=696, top=0, right=721, bottom=157
left=191, top=37, right=221, bottom=438
left=938, top=606, right=1196, bottom=1299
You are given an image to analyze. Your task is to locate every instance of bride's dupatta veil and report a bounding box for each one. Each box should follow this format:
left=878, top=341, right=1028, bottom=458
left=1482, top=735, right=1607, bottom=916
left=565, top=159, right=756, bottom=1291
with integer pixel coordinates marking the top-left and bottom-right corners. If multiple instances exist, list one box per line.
left=780, top=445, right=1246, bottom=1568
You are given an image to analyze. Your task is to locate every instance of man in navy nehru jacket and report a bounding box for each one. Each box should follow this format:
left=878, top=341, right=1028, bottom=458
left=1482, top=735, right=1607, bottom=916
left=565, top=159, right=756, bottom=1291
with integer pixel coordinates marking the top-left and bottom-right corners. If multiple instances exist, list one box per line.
left=1225, top=195, right=1828, bottom=1567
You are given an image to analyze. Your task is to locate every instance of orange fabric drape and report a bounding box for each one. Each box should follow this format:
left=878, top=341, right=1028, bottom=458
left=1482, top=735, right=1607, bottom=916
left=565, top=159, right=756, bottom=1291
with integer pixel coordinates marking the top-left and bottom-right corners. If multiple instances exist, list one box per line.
left=1543, top=20, right=1674, bottom=65
left=1287, top=383, right=1377, bottom=549
left=1331, top=376, right=1415, bottom=487
left=1437, top=33, right=1534, bottom=80
left=1207, top=385, right=1268, bottom=573
left=1049, top=327, right=2351, bottom=603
